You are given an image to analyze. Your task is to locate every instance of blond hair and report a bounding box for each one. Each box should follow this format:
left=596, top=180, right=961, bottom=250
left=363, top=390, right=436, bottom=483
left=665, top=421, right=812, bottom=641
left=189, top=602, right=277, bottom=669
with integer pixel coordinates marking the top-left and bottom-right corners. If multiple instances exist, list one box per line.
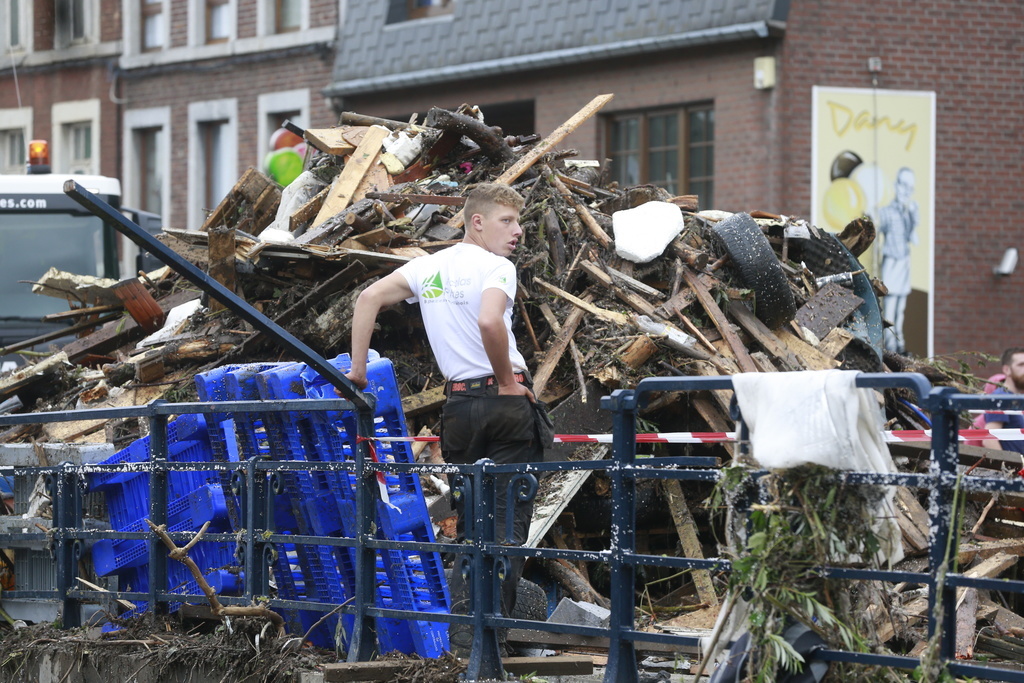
left=463, top=183, right=525, bottom=224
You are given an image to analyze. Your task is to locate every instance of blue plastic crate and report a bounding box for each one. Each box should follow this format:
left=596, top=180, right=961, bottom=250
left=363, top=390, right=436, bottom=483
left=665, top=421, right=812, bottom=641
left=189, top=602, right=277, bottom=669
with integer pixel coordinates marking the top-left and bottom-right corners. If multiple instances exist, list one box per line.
left=88, top=413, right=209, bottom=492
left=297, top=354, right=450, bottom=656
left=93, top=483, right=229, bottom=576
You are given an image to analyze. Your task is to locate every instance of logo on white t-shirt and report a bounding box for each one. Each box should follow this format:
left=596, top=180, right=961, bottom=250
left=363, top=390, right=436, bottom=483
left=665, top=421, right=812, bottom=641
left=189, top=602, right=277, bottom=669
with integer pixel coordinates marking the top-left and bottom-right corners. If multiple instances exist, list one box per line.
left=421, top=271, right=444, bottom=299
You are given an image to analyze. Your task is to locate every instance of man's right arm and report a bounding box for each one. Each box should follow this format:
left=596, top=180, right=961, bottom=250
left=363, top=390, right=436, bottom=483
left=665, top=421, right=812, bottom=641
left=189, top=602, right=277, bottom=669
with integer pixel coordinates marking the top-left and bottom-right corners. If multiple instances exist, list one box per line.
left=983, top=419, right=1005, bottom=451
left=345, top=272, right=414, bottom=389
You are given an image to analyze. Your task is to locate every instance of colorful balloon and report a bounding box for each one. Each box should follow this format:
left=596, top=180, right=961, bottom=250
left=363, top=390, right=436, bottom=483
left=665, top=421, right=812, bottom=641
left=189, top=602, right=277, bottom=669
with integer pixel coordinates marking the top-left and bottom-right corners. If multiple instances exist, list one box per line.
left=264, top=148, right=303, bottom=186
left=270, top=127, right=303, bottom=151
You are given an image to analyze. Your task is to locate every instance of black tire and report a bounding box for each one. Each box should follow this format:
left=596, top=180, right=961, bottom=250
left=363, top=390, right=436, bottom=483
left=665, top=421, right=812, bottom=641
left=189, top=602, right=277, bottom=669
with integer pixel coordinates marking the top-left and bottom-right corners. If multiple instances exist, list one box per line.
left=711, top=212, right=796, bottom=329
left=511, top=577, right=548, bottom=622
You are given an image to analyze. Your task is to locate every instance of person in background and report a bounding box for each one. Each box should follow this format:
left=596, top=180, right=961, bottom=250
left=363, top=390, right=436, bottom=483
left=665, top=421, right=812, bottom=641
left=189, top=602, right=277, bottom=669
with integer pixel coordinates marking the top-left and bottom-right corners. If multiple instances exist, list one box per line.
left=982, top=348, right=1024, bottom=454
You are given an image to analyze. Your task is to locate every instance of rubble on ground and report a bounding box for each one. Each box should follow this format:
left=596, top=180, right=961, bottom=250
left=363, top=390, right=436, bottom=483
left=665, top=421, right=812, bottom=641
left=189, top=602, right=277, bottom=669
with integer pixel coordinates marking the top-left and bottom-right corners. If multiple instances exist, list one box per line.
left=0, top=94, right=1019, bottom=671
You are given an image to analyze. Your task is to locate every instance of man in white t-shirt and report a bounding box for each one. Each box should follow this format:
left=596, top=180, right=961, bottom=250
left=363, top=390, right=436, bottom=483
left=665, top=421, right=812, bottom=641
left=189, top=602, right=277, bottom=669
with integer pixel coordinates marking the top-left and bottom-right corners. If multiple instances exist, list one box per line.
left=345, top=183, right=550, bottom=655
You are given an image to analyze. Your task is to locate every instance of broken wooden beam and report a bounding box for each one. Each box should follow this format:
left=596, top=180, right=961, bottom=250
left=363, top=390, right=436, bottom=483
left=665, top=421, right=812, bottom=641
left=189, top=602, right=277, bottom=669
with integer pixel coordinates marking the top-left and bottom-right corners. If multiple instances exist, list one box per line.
left=682, top=268, right=757, bottom=373
left=447, top=93, right=614, bottom=229
left=313, top=125, right=390, bottom=228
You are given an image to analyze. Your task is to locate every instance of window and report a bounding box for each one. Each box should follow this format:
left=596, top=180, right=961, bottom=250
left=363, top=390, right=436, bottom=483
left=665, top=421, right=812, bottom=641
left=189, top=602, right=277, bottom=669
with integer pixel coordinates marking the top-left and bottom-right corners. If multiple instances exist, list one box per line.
left=125, top=107, right=171, bottom=231
left=275, top=0, right=300, bottom=33
left=141, top=0, right=163, bottom=50
left=188, top=98, right=237, bottom=229
left=207, top=0, right=230, bottom=42
left=386, top=0, right=453, bottom=23
left=607, top=105, right=715, bottom=208
left=65, top=122, right=93, bottom=174
left=135, top=127, right=164, bottom=215
left=70, top=0, right=86, bottom=41
left=4, top=0, right=24, bottom=50
left=199, top=120, right=229, bottom=212
left=1, top=129, right=25, bottom=174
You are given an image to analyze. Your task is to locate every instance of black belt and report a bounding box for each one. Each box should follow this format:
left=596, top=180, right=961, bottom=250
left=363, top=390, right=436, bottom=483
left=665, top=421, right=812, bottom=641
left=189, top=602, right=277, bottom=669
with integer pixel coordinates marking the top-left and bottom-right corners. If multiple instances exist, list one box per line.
left=445, top=372, right=529, bottom=396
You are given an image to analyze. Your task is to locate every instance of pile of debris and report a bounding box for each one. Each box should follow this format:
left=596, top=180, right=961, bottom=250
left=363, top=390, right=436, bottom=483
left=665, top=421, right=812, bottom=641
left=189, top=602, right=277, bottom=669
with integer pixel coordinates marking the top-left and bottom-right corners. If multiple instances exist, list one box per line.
left=1, top=93, right=1020, bottom=670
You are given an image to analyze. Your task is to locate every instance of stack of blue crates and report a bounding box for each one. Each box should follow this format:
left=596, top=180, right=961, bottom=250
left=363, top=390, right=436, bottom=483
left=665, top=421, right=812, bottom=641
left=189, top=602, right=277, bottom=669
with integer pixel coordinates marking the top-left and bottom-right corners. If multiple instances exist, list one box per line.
left=88, top=352, right=449, bottom=654
left=194, top=352, right=450, bottom=656
left=88, top=413, right=239, bottom=624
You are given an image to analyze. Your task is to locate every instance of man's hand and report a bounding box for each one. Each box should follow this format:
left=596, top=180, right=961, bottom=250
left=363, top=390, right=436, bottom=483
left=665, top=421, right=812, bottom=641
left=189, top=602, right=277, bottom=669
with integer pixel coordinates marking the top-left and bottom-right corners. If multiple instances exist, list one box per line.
left=341, top=371, right=368, bottom=395
left=498, top=380, right=535, bottom=403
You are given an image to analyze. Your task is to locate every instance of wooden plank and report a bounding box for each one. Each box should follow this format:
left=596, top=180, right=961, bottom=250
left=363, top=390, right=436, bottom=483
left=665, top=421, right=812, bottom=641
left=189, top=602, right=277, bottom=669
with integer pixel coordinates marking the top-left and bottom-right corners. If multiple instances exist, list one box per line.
left=506, top=628, right=702, bottom=656
left=402, top=385, right=446, bottom=418
left=313, top=125, right=390, bottom=228
left=289, top=185, right=330, bottom=232
left=338, top=226, right=402, bottom=250
left=323, top=656, right=593, bottom=682
left=303, top=127, right=357, bottom=155
left=818, top=327, right=856, bottom=359
left=533, top=278, right=629, bottom=326
left=447, top=94, right=614, bottom=229
left=352, top=156, right=392, bottom=205
left=365, top=192, right=466, bottom=206
left=527, top=446, right=608, bottom=547
left=956, top=588, right=978, bottom=659
left=532, top=294, right=591, bottom=400
left=682, top=268, right=758, bottom=373
left=959, top=538, right=1024, bottom=566
left=662, top=479, right=718, bottom=607
left=727, top=299, right=801, bottom=371
left=895, top=486, right=930, bottom=555
left=774, top=328, right=840, bottom=371
left=579, top=260, right=658, bottom=318
left=207, top=223, right=236, bottom=314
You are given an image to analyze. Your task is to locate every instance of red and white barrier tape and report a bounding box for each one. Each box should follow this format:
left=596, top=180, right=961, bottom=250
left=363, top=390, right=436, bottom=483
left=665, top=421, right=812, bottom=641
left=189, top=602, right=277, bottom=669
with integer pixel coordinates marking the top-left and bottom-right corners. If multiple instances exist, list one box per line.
left=368, top=429, right=1024, bottom=445
left=968, top=410, right=1024, bottom=416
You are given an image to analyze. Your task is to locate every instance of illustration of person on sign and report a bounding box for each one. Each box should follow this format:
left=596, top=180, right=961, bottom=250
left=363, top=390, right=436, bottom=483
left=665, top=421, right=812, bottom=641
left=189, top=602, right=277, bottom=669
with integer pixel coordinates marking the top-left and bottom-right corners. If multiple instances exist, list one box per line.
left=877, top=166, right=919, bottom=354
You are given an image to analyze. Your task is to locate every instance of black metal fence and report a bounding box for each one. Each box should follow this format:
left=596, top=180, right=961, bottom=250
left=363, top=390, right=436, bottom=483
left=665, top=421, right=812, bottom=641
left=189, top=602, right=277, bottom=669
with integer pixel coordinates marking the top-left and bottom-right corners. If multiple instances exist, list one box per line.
left=3, top=372, right=1024, bottom=682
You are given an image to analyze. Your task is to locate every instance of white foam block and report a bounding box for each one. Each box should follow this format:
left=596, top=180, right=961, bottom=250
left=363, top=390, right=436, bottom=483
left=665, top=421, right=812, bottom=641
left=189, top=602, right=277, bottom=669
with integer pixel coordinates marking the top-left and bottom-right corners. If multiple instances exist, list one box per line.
left=612, top=201, right=684, bottom=263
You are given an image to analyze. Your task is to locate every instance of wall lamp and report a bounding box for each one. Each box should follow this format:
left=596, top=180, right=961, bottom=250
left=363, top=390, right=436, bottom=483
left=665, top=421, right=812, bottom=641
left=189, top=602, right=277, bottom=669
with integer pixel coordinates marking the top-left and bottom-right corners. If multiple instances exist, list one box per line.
left=994, top=247, right=1019, bottom=277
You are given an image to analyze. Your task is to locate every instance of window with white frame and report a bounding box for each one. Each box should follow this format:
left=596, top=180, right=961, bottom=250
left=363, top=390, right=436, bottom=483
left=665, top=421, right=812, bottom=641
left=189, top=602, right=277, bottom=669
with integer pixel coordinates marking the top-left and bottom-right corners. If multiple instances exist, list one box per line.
left=0, top=107, right=31, bottom=172
left=52, top=100, right=100, bottom=174
left=1, top=129, right=26, bottom=174
left=387, top=0, right=454, bottom=23
left=55, top=0, right=97, bottom=47
left=125, top=107, right=171, bottom=225
left=275, top=0, right=301, bottom=33
left=2, top=0, right=29, bottom=52
left=141, top=0, right=164, bottom=50
left=188, top=99, right=237, bottom=230
left=64, top=122, right=93, bottom=174
left=207, top=0, right=230, bottom=43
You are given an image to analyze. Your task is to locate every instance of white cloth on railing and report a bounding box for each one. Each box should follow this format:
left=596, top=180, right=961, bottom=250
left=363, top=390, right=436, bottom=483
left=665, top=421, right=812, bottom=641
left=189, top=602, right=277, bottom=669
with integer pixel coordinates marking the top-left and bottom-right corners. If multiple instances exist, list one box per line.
left=731, top=369, right=903, bottom=566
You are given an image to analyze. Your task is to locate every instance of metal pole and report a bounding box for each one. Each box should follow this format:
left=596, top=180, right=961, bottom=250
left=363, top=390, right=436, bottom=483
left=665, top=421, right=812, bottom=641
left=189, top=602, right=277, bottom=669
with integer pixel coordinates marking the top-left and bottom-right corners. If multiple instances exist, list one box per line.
left=465, top=459, right=504, bottom=682
left=603, top=388, right=639, bottom=683
left=927, top=386, right=959, bottom=661
left=147, top=408, right=169, bottom=619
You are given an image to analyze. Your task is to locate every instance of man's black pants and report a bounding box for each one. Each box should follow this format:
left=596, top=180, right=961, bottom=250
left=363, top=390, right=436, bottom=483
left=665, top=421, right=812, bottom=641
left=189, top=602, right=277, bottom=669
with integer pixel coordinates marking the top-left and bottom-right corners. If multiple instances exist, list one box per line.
left=441, top=388, right=541, bottom=623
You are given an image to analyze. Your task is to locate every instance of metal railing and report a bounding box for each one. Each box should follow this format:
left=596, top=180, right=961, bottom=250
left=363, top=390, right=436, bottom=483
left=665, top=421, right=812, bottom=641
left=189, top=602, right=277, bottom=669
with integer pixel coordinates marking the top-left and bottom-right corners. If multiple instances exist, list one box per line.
left=3, top=373, right=1024, bottom=682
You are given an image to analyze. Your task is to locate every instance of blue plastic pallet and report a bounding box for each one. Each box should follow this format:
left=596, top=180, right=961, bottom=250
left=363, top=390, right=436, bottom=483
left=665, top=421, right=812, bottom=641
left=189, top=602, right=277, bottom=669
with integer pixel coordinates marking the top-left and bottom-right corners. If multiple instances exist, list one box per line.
left=93, top=483, right=229, bottom=575
left=213, top=362, right=342, bottom=649
left=296, top=354, right=450, bottom=657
